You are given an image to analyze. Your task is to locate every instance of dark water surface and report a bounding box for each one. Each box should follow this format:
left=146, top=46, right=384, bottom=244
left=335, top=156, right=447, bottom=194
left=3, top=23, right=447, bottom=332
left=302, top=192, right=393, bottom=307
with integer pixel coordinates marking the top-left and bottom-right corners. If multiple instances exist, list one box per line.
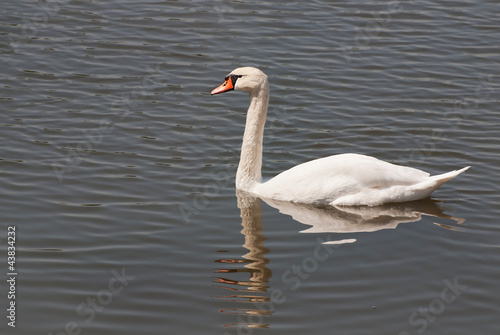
left=1, top=1, right=499, bottom=334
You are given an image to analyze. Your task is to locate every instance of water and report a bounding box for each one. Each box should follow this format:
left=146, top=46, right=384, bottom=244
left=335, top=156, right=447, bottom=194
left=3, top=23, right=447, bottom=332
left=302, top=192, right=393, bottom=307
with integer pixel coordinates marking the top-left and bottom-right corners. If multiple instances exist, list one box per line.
left=1, top=1, right=499, bottom=334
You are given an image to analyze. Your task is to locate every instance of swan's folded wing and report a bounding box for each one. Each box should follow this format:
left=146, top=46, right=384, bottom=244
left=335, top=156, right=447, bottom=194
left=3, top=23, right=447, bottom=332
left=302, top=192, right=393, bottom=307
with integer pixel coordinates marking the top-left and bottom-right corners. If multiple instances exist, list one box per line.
left=289, top=153, right=429, bottom=187
left=346, top=154, right=430, bottom=188
left=258, top=153, right=431, bottom=204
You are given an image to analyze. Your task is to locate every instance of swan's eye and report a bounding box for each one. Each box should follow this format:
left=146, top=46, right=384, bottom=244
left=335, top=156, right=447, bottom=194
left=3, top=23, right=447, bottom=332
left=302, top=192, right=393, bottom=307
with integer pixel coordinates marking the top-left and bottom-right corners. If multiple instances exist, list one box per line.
left=225, top=74, right=243, bottom=80
left=229, top=74, right=243, bottom=84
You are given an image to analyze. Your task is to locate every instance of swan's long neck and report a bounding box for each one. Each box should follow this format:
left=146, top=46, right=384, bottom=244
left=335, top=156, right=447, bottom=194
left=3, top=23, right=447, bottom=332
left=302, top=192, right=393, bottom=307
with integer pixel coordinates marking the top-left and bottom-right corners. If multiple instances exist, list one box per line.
left=236, top=81, right=269, bottom=191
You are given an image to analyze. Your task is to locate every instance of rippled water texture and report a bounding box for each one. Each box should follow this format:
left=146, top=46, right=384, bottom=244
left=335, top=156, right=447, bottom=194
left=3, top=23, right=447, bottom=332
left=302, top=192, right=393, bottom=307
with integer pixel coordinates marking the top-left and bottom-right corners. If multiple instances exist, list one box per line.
left=1, top=1, right=499, bottom=334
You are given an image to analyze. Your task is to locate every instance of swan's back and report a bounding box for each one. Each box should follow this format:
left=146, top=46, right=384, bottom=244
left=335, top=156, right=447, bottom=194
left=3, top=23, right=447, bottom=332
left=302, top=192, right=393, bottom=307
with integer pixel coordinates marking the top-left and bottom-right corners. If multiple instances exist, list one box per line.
left=255, top=153, right=466, bottom=206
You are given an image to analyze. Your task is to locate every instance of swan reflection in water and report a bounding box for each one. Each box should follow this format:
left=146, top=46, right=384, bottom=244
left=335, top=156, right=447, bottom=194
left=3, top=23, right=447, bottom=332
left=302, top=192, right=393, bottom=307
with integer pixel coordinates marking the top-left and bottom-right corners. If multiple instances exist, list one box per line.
left=213, top=192, right=272, bottom=329
left=261, top=195, right=465, bottom=242
left=213, top=191, right=465, bottom=329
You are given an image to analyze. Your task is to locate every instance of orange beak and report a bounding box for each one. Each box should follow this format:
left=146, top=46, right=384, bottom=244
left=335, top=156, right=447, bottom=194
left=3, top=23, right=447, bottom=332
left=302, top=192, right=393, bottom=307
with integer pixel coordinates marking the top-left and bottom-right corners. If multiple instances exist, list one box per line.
left=211, top=77, right=234, bottom=95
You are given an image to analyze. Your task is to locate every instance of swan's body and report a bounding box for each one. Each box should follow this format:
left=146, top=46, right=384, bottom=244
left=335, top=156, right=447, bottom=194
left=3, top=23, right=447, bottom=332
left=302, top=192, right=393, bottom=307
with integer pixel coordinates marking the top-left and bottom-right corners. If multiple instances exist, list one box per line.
left=211, top=67, right=469, bottom=206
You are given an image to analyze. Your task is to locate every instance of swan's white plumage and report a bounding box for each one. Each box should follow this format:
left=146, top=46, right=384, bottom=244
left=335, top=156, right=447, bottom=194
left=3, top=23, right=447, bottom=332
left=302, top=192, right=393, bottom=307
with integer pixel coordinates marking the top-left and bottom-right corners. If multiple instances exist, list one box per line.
left=256, top=154, right=469, bottom=206
left=212, top=67, right=469, bottom=206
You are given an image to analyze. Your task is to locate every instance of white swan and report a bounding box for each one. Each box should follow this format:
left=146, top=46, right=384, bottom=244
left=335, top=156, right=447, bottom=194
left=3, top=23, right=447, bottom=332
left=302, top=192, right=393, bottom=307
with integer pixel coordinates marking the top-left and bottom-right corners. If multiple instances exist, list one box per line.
left=211, top=67, right=469, bottom=206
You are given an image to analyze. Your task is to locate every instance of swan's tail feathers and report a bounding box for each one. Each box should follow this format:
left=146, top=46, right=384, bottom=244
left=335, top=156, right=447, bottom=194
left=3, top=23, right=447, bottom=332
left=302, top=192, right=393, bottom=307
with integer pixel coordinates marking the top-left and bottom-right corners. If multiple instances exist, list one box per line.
left=430, top=166, right=470, bottom=188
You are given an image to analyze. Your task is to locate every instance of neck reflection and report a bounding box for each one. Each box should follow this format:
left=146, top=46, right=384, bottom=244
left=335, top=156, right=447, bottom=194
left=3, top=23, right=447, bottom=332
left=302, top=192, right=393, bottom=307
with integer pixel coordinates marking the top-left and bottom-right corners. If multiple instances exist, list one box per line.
left=214, top=191, right=272, bottom=329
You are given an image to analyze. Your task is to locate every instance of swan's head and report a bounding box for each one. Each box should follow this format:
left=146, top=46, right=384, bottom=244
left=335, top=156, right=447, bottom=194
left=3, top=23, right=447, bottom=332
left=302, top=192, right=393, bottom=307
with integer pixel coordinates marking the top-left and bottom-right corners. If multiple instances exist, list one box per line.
left=211, top=67, right=268, bottom=95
